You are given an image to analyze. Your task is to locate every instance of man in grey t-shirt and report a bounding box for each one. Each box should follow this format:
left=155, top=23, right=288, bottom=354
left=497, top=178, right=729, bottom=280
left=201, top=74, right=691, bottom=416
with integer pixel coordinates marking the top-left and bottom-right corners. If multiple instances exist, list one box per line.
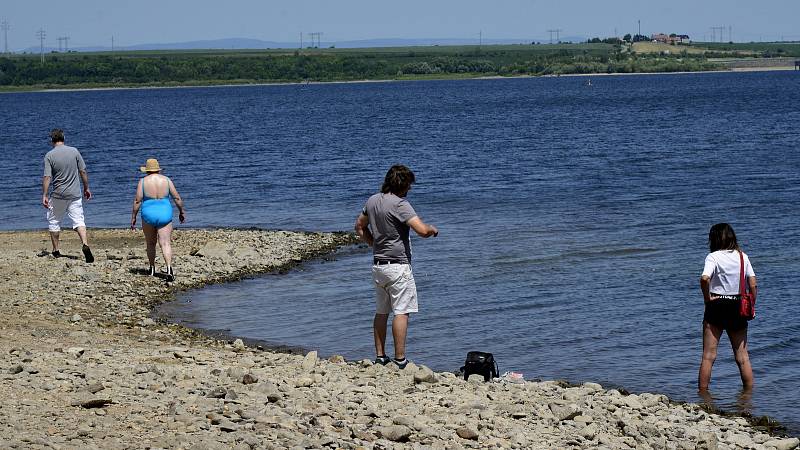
left=42, top=128, right=94, bottom=263
left=354, top=164, right=438, bottom=369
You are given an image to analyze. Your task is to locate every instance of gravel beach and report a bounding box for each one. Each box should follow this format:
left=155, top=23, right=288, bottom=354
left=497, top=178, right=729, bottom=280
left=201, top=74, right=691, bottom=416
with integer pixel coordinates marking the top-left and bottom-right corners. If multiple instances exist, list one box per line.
left=0, top=228, right=796, bottom=449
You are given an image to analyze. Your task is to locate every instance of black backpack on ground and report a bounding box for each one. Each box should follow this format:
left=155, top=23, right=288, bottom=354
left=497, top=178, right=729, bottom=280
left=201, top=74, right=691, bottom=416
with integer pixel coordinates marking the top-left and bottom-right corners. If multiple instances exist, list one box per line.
left=461, top=351, right=499, bottom=382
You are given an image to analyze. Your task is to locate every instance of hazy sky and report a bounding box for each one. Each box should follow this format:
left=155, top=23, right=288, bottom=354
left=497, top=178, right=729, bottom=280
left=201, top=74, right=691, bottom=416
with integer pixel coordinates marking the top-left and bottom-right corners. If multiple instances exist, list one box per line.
left=2, top=0, right=799, bottom=49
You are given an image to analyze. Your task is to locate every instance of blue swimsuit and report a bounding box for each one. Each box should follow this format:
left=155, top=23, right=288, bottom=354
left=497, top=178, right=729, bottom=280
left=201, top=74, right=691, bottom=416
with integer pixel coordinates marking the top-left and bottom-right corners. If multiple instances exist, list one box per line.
left=141, top=181, right=173, bottom=228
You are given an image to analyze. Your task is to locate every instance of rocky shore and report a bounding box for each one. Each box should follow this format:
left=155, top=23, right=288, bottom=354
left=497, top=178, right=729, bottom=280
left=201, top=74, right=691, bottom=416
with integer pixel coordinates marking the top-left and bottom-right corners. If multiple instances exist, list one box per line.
left=0, top=228, right=796, bottom=449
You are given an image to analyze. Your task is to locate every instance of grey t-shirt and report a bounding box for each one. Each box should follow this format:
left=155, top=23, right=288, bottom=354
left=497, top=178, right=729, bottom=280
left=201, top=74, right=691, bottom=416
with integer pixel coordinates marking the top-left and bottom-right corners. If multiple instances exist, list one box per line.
left=44, top=145, right=86, bottom=200
left=363, top=192, right=418, bottom=263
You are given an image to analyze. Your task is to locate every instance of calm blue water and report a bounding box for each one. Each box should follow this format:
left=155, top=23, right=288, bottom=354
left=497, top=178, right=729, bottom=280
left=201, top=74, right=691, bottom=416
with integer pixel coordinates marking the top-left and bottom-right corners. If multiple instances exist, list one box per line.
left=2, top=73, right=799, bottom=433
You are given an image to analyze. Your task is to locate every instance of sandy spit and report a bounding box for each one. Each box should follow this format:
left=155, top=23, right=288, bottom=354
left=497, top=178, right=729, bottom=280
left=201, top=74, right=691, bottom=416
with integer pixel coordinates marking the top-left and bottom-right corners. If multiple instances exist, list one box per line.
left=0, top=228, right=795, bottom=449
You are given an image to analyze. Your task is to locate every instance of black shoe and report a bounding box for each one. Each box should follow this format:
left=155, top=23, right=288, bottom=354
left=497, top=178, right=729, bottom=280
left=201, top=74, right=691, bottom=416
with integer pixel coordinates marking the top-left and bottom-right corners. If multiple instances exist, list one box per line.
left=82, top=245, right=94, bottom=263
left=392, top=358, right=409, bottom=370
left=52, top=250, right=62, bottom=258
left=374, top=355, right=391, bottom=366
left=166, top=266, right=175, bottom=282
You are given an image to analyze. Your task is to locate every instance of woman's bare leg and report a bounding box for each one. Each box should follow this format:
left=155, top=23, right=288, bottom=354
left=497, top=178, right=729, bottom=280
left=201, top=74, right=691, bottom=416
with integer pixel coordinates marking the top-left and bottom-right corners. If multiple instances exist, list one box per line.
left=728, top=326, right=754, bottom=389
left=157, top=223, right=174, bottom=268
left=699, top=320, right=723, bottom=391
left=142, top=222, right=157, bottom=270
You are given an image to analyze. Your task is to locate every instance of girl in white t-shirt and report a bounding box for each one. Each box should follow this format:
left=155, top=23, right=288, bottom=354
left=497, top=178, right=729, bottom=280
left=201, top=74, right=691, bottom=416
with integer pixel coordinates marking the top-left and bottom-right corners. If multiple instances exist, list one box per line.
left=698, top=223, right=757, bottom=391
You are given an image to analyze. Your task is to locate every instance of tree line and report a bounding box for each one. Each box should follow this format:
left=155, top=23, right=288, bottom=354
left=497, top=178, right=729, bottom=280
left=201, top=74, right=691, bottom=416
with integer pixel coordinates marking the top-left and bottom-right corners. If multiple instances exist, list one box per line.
left=0, top=48, right=721, bottom=88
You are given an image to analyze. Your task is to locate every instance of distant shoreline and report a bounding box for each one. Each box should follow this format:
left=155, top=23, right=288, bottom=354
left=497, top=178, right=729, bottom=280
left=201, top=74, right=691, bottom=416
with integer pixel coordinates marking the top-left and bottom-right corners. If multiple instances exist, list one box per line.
left=1, top=64, right=796, bottom=94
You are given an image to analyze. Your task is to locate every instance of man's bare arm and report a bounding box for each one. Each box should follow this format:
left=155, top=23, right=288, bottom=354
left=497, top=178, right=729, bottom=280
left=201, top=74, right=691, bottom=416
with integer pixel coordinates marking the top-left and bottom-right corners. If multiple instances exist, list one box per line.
left=79, top=170, right=92, bottom=200
left=42, top=176, right=51, bottom=208
left=354, top=214, right=374, bottom=246
left=407, top=216, right=438, bottom=238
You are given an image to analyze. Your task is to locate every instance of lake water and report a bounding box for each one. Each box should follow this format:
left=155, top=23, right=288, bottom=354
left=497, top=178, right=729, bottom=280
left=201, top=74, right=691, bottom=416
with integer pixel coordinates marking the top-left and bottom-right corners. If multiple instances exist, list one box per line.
left=2, top=72, right=799, bottom=433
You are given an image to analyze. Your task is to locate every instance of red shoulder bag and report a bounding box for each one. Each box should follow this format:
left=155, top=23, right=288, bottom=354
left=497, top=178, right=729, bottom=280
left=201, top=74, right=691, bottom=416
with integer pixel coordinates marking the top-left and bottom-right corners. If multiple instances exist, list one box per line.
left=739, top=251, right=756, bottom=320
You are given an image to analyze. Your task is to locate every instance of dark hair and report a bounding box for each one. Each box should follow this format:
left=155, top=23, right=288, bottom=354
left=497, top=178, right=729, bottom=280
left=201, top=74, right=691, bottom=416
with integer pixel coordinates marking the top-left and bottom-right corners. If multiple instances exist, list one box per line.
left=49, top=128, right=65, bottom=144
left=708, top=223, right=740, bottom=252
left=381, top=164, right=415, bottom=195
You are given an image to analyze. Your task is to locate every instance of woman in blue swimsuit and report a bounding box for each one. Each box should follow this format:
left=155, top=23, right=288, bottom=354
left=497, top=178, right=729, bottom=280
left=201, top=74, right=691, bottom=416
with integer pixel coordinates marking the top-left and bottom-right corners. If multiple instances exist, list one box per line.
left=130, top=158, right=186, bottom=281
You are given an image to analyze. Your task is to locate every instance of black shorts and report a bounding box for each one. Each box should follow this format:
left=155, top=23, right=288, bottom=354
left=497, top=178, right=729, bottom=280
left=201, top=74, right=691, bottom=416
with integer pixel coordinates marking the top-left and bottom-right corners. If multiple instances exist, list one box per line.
left=704, top=296, right=748, bottom=332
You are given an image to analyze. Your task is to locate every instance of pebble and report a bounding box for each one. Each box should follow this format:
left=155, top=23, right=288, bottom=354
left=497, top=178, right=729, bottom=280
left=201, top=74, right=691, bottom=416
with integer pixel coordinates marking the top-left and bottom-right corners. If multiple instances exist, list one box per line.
left=456, top=426, right=479, bottom=440
left=764, top=438, right=800, bottom=450
left=232, top=339, right=246, bottom=351
left=378, top=425, right=412, bottom=442
left=413, top=365, right=437, bottom=384
left=301, top=351, right=318, bottom=372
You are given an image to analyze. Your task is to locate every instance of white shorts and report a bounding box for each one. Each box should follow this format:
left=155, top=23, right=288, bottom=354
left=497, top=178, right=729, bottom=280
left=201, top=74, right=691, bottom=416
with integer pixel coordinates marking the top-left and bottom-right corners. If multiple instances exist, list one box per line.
left=47, top=198, right=85, bottom=232
left=373, top=263, right=418, bottom=315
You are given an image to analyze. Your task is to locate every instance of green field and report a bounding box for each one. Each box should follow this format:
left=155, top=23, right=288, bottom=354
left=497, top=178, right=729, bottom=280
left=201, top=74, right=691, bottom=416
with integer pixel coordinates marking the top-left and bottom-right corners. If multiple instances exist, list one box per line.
left=691, top=42, right=800, bottom=57
left=0, top=42, right=727, bottom=91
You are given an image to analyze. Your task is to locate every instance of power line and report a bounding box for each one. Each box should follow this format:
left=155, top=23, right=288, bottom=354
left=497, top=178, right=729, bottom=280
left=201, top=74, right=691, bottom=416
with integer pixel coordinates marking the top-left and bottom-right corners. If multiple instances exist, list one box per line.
left=711, top=26, right=725, bottom=43
left=1, top=21, right=9, bottom=54
left=36, top=28, right=45, bottom=64
left=57, top=36, right=69, bottom=52
left=308, top=32, right=322, bottom=48
left=546, top=29, right=562, bottom=44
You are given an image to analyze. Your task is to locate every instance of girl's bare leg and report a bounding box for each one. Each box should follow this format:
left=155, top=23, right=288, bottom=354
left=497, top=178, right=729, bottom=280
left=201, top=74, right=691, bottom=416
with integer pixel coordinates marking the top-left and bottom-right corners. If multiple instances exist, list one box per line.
left=728, top=326, right=754, bottom=389
left=699, top=320, right=723, bottom=391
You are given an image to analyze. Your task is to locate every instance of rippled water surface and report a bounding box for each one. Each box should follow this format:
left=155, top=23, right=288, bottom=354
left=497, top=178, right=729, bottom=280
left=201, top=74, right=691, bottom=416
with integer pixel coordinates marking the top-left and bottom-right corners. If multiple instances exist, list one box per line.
left=3, top=72, right=800, bottom=432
